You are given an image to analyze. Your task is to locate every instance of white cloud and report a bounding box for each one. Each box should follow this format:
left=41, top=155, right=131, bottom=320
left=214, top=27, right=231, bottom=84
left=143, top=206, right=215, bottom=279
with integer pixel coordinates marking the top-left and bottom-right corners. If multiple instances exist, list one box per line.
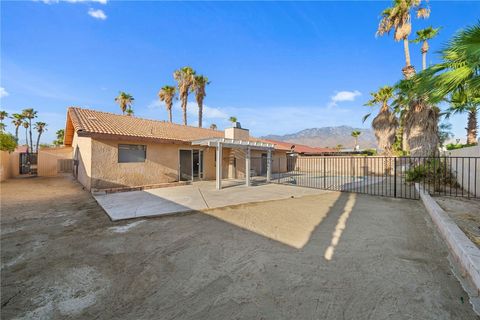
left=147, top=99, right=162, bottom=110
left=88, top=8, right=107, bottom=20
left=173, top=102, right=228, bottom=119
left=331, top=90, right=361, bottom=103
left=328, top=90, right=361, bottom=108
left=0, top=87, right=9, bottom=98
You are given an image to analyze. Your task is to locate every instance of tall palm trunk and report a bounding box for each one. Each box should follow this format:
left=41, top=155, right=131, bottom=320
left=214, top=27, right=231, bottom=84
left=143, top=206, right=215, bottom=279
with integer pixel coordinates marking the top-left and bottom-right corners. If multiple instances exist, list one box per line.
left=197, top=96, right=203, bottom=128
left=402, top=38, right=416, bottom=79
left=181, top=94, right=188, bottom=125
left=25, top=127, right=29, bottom=152
left=36, top=132, right=43, bottom=153
left=28, top=119, right=34, bottom=153
left=403, top=38, right=411, bottom=66
left=14, top=126, right=20, bottom=143
left=421, top=41, right=429, bottom=70
left=404, top=101, right=439, bottom=156
left=421, top=52, right=427, bottom=71
left=466, top=109, right=478, bottom=144
left=168, top=108, right=173, bottom=123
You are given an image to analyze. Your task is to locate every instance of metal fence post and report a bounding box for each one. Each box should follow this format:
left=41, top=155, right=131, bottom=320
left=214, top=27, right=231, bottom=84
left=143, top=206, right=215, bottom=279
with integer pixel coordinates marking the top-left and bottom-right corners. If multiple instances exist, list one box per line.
left=394, top=157, right=397, bottom=198
left=323, top=157, right=326, bottom=189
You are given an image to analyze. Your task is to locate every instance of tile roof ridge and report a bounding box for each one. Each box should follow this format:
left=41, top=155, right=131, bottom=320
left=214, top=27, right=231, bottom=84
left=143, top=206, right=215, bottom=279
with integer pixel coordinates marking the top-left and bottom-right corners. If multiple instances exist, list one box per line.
left=68, top=106, right=223, bottom=132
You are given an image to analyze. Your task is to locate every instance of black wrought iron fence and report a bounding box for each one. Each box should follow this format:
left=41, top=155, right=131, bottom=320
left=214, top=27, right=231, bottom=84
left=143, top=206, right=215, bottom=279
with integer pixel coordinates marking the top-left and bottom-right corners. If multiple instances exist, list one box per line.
left=272, top=156, right=479, bottom=199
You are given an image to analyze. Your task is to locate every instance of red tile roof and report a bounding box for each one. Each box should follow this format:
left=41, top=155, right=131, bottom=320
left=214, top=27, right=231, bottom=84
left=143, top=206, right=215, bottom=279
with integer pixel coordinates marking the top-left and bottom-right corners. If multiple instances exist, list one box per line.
left=65, top=107, right=225, bottom=144
left=261, top=139, right=335, bottom=154
left=64, top=108, right=284, bottom=151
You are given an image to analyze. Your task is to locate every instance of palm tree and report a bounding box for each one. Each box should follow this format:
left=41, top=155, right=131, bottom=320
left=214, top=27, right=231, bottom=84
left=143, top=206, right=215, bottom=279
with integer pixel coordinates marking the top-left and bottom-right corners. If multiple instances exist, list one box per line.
left=0, top=110, right=8, bottom=124
left=364, top=86, right=399, bottom=155
left=351, top=130, right=362, bottom=149
left=438, top=122, right=453, bottom=148
left=377, top=0, right=430, bottom=79
left=192, top=75, right=210, bottom=128
left=229, top=116, right=237, bottom=125
left=446, top=85, right=479, bottom=145
left=210, top=124, right=217, bottom=130
left=173, top=66, right=196, bottom=125
left=125, top=107, right=134, bottom=116
left=158, top=85, right=176, bottom=123
left=54, top=129, right=65, bottom=146
left=34, top=122, right=47, bottom=153
left=393, top=78, right=439, bottom=156
left=413, top=22, right=480, bottom=153
left=0, top=110, right=6, bottom=132
left=22, top=108, right=37, bottom=153
left=114, top=92, right=134, bottom=115
left=22, top=121, right=29, bottom=151
left=420, top=22, right=480, bottom=101
left=11, top=113, right=24, bottom=142
left=411, top=26, right=440, bottom=70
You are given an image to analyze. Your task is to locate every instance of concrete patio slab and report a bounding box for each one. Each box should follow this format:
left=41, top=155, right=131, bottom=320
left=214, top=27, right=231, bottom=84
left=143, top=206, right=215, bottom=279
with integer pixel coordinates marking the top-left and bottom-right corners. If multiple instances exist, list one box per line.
left=94, top=180, right=329, bottom=220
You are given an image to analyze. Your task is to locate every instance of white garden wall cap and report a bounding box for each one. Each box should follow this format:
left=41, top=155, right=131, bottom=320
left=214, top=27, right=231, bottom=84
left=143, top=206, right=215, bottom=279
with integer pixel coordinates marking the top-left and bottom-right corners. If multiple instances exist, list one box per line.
left=415, top=183, right=480, bottom=297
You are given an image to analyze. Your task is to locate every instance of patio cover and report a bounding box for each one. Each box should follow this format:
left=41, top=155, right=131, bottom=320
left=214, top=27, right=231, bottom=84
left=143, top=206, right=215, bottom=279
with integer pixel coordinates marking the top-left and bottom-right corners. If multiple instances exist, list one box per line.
left=191, top=138, right=275, bottom=190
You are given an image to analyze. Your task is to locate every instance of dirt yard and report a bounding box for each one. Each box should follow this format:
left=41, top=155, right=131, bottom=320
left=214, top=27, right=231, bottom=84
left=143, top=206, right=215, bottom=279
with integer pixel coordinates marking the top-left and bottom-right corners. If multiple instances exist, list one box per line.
left=1, top=176, right=478, bottom=319
left=435, top=196, right=480, bottom=248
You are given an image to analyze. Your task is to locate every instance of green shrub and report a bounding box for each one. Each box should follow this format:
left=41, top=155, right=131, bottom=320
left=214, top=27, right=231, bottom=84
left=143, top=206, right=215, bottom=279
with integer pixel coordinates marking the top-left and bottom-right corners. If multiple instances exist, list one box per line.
left=0, top=132, right=17, bottom=152
left=405, top=158, right=458, bottom=191
left=446, top=143, right=477, bottom=150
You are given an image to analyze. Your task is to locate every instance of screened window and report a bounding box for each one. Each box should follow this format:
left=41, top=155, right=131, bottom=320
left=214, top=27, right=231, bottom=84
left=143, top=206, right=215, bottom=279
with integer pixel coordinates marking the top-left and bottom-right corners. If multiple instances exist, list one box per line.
left=118, top=144, right=146, bottom=163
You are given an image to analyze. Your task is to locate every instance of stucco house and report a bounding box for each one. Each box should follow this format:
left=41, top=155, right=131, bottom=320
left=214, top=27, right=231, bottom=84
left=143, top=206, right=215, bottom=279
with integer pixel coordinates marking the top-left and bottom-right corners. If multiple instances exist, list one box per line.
left=64, top=107, right=288, bottom=191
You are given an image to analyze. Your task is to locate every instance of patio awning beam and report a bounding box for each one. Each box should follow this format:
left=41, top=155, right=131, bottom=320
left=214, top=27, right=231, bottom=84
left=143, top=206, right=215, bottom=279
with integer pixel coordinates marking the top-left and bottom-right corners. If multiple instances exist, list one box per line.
left=192, top=138, right=275, bottom=151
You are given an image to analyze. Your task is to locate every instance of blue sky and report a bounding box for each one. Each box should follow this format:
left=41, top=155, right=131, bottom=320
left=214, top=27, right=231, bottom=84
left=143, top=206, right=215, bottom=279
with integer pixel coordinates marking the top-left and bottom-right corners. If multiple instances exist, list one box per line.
left=1, top=1, right=479, bottom=144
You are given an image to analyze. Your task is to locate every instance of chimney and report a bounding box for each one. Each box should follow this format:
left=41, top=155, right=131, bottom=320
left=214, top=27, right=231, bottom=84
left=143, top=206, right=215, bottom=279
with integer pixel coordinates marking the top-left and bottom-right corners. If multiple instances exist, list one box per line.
left=224, top=122, right=249, bottom=140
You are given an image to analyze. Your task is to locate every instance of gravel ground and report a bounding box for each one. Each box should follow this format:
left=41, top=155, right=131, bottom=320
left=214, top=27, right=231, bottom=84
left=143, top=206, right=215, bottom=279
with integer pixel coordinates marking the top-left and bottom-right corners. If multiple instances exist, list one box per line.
left=435, top=196, right=480, bottom=248
left=1, top=176, right=478, bottom=319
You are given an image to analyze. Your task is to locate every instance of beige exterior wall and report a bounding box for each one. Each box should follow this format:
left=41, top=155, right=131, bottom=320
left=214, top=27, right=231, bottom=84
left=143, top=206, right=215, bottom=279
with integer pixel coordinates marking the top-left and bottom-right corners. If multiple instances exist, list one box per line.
left=1, top=151, right=22, bottom=181
left=70, top=133, right=288, bottom=190
left=72, top=133, right=93, bottom=190
left=447, top=146, right=480, bottom=197
left=37, top=147, right=73, bottom=177
left=0, top=151, right=12, bottom=182
left=88, top=138, right=216, bottom=190
left=292, top=156, right=394, bottom=176
left=221, top=148, right=287, bottom=179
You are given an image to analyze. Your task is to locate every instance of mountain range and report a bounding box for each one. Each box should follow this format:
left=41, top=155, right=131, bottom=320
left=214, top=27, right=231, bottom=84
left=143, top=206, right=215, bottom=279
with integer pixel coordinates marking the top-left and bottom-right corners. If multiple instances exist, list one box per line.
left=262, top=126, right=377, bottom=149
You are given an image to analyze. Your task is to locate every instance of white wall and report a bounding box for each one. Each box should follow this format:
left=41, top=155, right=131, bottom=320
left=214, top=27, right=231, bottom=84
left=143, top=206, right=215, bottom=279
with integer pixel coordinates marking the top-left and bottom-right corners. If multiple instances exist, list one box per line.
left=447, top=145, right=480, bottom=197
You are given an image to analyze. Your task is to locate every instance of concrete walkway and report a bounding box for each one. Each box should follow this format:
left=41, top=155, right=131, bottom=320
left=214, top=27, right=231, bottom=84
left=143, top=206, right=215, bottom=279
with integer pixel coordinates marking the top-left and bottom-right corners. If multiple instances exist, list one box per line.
left=94, top=180, right=328, bottom=220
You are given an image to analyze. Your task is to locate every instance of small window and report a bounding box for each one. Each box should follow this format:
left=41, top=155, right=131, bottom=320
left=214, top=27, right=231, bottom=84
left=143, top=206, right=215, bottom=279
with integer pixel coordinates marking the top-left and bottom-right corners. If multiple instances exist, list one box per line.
left=118, top=144, right=146, bottom=163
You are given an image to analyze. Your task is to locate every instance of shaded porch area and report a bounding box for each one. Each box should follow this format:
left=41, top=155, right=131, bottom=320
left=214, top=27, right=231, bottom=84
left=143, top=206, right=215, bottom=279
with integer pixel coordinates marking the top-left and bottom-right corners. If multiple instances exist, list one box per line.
left=192, top=137, right=276, bottom=190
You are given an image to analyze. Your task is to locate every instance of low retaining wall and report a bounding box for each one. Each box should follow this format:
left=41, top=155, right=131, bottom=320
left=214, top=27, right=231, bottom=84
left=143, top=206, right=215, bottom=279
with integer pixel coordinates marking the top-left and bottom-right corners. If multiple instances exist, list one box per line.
left=416, top=184, right=480, bottom=302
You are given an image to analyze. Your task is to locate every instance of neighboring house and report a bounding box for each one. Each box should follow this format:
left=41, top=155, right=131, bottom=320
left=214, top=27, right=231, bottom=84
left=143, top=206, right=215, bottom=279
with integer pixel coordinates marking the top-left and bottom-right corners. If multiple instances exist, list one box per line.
left=64, top=107, right=288, bottom=191
left=262, top=139, right=336, bottom=156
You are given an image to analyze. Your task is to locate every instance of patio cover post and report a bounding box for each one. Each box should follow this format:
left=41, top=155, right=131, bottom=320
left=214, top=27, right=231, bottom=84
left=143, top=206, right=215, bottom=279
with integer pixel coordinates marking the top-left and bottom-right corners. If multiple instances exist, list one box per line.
left=216, top=143, right=222, bottom=190
left=267, top=149, right=272, bottom=183
left=245, top=147, right=251, bottom=186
